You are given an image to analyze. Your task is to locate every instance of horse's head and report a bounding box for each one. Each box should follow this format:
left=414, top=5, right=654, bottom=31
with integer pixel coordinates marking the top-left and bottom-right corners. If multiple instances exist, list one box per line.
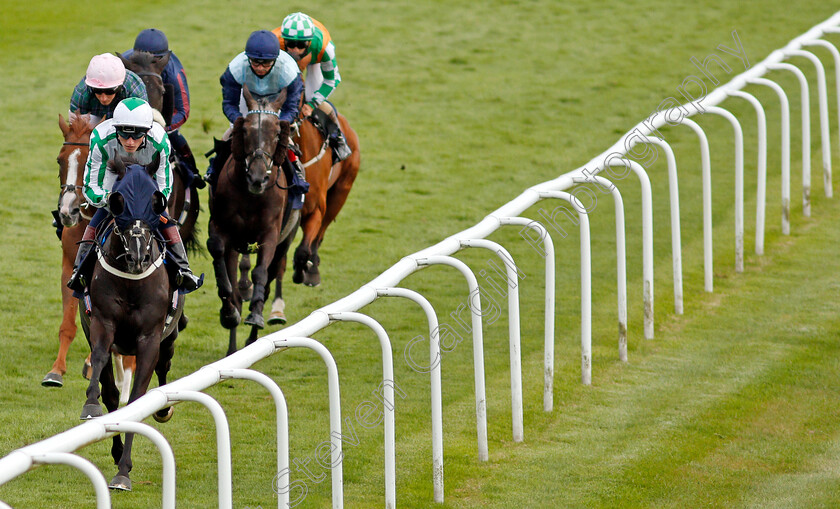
left=106, top=156, right=166, bottom=274
left=231, top=84, right=288, bottom=195
left=120, top=51, right=172, bottom=125
left=57, top=112, right=94, bottom=227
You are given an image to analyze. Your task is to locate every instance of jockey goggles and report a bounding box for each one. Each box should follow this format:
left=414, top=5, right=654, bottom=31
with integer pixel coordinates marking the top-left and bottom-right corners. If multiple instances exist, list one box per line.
left=249, top=58, right=275, bottom=69
left=116, top=126, right=149, bottom=139
left=284, top=39, right=310, bottom=50
left=91, top=86, right=120, bottom=96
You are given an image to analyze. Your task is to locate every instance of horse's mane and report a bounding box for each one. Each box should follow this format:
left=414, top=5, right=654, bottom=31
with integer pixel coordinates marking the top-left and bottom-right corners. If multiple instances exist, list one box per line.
left=67, top=113, right=94, bottom=137
left=126, top=50, right=157, bottom=69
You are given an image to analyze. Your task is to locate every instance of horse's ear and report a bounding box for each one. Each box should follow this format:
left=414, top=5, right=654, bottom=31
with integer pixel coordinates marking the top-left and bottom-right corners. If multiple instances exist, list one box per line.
left=147, top=152, right=161, bottom=175
left=242, top=84, right=256, bottom=111
left=231, top=117, right=246, bottom=162
left=108, top=157, right=127, bottom=178
left=152, top=191, right=168, bottom=215
left=117, top=52, right=131, bottom=69
left=108, top=192, right=125, bottom=216
left=59, top=114, right=70, bottom=137
left=270, top=90, right=287, bottom=112
left=156, top=52, right=170, bottom=71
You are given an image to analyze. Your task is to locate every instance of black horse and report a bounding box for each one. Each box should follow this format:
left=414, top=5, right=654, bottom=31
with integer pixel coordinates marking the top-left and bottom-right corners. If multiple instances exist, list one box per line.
left=79, top=156, right=184, bottom=491
left=207, top=85, right=299, bottom=355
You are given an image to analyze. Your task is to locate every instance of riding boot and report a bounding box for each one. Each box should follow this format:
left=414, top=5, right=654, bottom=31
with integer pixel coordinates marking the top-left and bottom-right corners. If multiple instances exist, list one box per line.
left=325, top=110, right=352, bottom=161
left=67, top=241, right=96, bottom=292
left=166, top=240, right=204, bottom=293
left=176, top=141, right=205, bottom=189
left=204, top=138, right=232, bottom=189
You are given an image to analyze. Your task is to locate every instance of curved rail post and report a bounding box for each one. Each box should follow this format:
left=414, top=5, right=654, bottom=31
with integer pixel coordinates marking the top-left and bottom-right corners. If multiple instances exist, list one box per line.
left=103, top=422, right=176, bottom=509
left=326, top=312, right=397, bottom=509
left=804, top=38, right=840, bottom=153
left=571, top=176, right=628, bottom=361
left=727, top=89, right=768, bottom=255
left=217, top=369, right=289, bottom=509
left=375, top=287, right=444, bottom=502
left=747, top=77, right=792, bottom=234
left=535, top=190, right=592, bottom=384
left=674, top=118, right=714, bottom=291
left=164, top=390, right=232, bottom=509
left=30, top=453, right=110, bottom=508
left=457, top=238, right=524, bottom=442
left=601, top=158, right=655, bottom=338
left=415, top=255, right=489, bottom=461
left=497, top=217, right=556, bottom=411
left=704, top=106, right=745, bottom=273
left=768, top=62, right=812, bottom=215
left=0, top=500, right=11, bottom=508
left=785, top=49, right=832, bottom=197
left=635, top=136, right=683, bottom=313
left=272, top=337, right=344, bottom=509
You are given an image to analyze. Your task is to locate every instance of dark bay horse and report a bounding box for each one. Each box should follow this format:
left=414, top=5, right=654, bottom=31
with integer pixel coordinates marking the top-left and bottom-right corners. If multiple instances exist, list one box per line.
left=207, top=85, right=299, bottom=355
left=121, top=50, right=200, bottom=251
left=265, top=104, right=360, bottom=324
left=42, top=113, right=135, bottom=397
left=80, top=157, right=184, bottom=491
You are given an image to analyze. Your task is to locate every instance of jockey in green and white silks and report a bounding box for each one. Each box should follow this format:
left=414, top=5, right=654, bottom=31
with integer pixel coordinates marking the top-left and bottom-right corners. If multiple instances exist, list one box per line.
left=68, top=97, right=203, bottom=294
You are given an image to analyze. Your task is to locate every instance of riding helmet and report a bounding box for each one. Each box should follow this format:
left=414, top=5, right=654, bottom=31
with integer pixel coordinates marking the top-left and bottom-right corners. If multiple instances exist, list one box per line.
left=113, top=98, right=154, bottom=131
left=134, top=28, right=169, bottom=56
left=245, top=30, right=281, bottom=60
left=85, top=53, right=126, bottom=89
left=281, top=13, right=315, bottom=41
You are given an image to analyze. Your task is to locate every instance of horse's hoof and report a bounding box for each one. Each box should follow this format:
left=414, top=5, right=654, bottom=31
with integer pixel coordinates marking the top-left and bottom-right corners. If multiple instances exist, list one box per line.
left=267, top=311, right=287, bottom=326
left=239, top=280, right=253, bottom=301
left=303, top=272, right=321, bottom=287
left=41, top=372, right=64, bottom=387
left=220, top=308, right=241, bottom=329
left=81, top=360, right=92, bottom=380
left=244, top=312, right=265, bottom=329
left=178, top=313, right=189, bottom=332
left=153, top=406, right=174, bottom=423
left=80, top=403, right=103, bottom=420
left=109, top=474, right=132, bottom=491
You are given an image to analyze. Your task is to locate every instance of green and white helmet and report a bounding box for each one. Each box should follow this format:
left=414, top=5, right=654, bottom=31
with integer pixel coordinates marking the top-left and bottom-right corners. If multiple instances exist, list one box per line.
left=281, top=12, right=314, bottom=41
left=113, top=97, right=154, bottom=131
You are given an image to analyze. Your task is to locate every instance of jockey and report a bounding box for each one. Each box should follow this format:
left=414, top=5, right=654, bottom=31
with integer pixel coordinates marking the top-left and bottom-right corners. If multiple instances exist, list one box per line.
left=273, top=12, right=352, bottom=161
left=67, top=98, right=203, bottom=294
left=69, top=53, right=148, bottom=125
left=122, top=28, right=205, bottom=189
left=204, top=30, right=306, bottom=201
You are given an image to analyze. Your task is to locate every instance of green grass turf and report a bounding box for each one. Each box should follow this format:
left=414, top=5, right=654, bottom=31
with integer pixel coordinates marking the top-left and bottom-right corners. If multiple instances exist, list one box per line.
left=2, top=0, right=840, bottom=507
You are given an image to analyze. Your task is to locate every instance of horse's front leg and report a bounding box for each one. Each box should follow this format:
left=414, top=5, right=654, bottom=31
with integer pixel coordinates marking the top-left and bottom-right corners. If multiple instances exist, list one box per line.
left=152, top=330, right=177, bottom=423
left=238, top=254, right=253, bottom=301
left=207, top=223, right=241, bottom=330
left=43, top=273, right=79, bottom=387
left=80, top=317, right=115, bottom=419
left=243, top=234, right=279, bottom=330
left=112, top=333, right=162, bottom=491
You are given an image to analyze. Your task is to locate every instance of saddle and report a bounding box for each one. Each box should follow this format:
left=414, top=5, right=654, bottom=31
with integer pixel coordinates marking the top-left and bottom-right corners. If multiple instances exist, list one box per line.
left=307, top=108, right=342, bottom=166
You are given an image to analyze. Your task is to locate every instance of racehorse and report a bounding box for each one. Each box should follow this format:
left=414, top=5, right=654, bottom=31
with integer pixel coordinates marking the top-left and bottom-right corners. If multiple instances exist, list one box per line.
left=120, top=50, right=200, bottom=251
left=264, top=103, right=360, bottom=324
left=42, top=113, right=135, bottom=398
left=207, top=85, right=299, bottom=355
left=79, top=157, right=184, bottom=491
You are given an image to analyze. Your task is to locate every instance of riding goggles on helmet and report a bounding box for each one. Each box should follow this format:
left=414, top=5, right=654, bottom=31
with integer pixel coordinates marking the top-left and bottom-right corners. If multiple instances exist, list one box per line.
left=91, top=86, right=120, bottom=96
left=116, top=126, right=149, bottom=139
left=284, top=39, right=310, bottom=50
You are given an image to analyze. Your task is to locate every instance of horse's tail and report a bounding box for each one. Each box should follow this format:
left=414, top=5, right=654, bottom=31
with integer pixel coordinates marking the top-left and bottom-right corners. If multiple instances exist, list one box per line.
left=182, top=187, right=203, bottom=256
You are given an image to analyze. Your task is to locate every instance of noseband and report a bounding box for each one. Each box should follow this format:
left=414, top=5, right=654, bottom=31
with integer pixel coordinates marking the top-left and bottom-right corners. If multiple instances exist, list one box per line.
left=59, top=141, right=94, bottom=220
left=98, top=220, right=164, bottom=280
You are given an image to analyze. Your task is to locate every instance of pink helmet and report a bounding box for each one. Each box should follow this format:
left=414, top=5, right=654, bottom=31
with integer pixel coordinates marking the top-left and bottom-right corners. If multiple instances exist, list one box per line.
left=84, top=53, right=126, bottom=89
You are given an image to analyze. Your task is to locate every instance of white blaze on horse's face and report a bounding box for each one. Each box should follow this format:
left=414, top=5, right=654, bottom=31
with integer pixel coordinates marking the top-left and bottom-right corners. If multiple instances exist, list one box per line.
left=59, top=148, right=82, bottom=224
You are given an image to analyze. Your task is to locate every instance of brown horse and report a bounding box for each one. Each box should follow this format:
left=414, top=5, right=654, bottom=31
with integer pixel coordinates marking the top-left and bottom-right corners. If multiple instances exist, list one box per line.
left=121, top=50, right=200, bottom=251
left=42, top=114, right=135, bottom=397
left=207, top=86, right=299, bottom=355
left=80, top=157, right=184, bottom=491
left=264, top=105, right=360, bottom=324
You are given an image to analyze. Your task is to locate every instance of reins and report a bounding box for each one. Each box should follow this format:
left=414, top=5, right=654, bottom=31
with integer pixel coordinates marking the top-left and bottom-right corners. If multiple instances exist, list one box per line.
left=243, top=109, right=283, bottom=188
left=291, top=118, right=329, bottom=168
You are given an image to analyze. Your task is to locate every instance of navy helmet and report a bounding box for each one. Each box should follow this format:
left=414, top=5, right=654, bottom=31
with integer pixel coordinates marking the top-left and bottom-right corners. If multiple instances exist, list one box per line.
left=134, top=28, right=169, bottom=56
left=245, top=30, right=280, bottom=60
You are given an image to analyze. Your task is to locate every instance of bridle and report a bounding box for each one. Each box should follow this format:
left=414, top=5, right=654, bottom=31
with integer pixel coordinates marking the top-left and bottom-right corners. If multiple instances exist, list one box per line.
left=243, top=109, right=282, bottom=187
left=59, top=141, right=94, bottom=221
left=98, top=219, right=164, bottom=280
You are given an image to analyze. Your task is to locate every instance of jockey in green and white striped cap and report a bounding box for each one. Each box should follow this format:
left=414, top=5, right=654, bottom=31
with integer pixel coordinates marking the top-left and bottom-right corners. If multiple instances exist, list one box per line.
left=281, top=12, right=315, bottom=40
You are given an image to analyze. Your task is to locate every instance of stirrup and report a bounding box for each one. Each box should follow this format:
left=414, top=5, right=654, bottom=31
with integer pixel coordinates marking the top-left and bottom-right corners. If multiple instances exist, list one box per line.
left=176, top=270, right=204, bottom=293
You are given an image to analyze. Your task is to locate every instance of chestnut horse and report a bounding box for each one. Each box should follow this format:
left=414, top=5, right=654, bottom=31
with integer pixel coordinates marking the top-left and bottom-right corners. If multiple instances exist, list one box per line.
left=42, top=114, right=135, bottom=398
left=80, top=158, right=184, bottom=491
left=207, top=86, right=299, bottom=355
left=265, top=105, right=360, bottom=324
